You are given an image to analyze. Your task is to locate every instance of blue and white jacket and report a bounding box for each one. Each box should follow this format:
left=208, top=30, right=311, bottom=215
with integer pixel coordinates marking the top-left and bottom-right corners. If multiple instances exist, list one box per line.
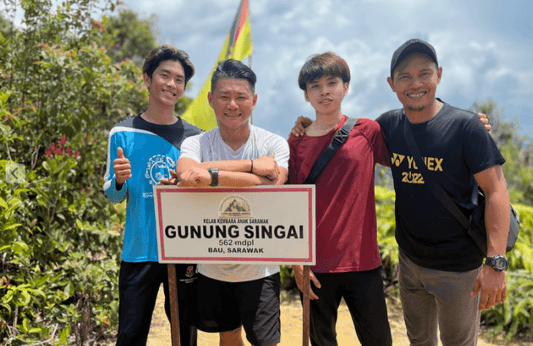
left=103, top=115, right=201, bottom=262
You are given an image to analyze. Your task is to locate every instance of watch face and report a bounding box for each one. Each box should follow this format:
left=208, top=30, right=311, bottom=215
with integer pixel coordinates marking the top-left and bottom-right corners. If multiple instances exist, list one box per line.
left=494, top=257, right=508, bottom=270
left=488, top=255, right=508, bottom=271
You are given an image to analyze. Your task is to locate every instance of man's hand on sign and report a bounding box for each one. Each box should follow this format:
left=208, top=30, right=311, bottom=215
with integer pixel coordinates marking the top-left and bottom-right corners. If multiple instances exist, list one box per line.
left=178, top=166, right=211, bottom=188
left=292, top=265, right=321, bottom=300
left=159, top=169, right=179, bottom=185
left=113, top=147, right=131, bottom=189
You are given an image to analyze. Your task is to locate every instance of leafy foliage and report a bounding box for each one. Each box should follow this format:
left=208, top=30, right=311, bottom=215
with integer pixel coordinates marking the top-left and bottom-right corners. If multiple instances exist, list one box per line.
left=103, top=8, right=160, bottom=66
left=0, top=0, right=196, bottom=343
left=0, top=0, right=151, bottom=343
left=374, top=186, right=533, bottom=341
left=0, top=0, right=197, bottom=341
left=471, top=99, right=533, bottom=206
left=482, top=205, right=533, bottom=340
left=375, top=186, right=398, bottom=293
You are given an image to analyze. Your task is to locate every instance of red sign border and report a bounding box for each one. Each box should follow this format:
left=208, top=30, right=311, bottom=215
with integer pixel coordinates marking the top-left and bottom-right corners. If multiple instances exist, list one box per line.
left=155, top=186, right=315, bottom=264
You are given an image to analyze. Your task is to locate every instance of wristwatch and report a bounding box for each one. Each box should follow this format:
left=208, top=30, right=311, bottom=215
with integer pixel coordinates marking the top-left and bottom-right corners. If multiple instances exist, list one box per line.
left=485, top=255, right=508, bottom=272
left=207, top=167, right=219, bottom=187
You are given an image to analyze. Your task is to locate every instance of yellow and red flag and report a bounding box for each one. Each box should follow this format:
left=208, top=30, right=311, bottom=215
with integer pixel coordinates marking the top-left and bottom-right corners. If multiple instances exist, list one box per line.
left=181, top=0, right=252, bottom=130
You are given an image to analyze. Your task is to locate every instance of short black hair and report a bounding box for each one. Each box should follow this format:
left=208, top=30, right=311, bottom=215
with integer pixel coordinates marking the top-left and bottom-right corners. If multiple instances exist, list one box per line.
left=143, top=45, right=195, bottom=86
left=298, top=52, right=350, bottom=91
left=211, top=59, right=256, bottom=94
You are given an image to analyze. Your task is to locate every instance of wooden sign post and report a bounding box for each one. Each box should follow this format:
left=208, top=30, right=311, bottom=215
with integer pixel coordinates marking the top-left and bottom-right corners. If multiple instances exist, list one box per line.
left=153, top=185, right=316, bottom=346
left=302, top=266, right=310, bottom=346
left=167, top=264, right=181, bottom=346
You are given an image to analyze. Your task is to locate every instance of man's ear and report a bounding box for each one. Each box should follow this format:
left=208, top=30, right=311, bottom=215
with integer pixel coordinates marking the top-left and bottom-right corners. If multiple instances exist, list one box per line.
left=437, top=66, right=443, bottom=85
left=343, top=83, right=349, bottom=97
left=252, top=93, right=258, bottom=109
left=208, top=91, right=213, bottom=109
left=386, top=76, right=395, bottom=92
left=143, top=73, right=151, bottom=89
left=304, top=90, right=310, bottom=102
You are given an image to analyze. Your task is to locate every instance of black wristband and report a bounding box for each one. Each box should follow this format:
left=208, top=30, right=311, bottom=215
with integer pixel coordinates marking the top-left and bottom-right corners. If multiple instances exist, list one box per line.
left=208, top=167, right=219, bottom=186
left=250, top=159, right=254, bottom=173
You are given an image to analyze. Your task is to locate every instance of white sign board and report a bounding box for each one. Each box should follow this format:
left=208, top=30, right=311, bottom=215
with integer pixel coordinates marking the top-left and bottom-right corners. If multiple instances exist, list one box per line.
left=154, top=185, right=315, bottom=265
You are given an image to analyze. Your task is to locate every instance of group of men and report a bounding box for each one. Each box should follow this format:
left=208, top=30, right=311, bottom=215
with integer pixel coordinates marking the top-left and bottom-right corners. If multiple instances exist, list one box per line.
left=104, top=39, right=511, bottom=346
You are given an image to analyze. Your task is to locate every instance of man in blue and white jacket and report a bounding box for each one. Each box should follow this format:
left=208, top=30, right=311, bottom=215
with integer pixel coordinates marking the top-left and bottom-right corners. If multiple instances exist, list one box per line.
left=103, top=45, right=200, bottom=346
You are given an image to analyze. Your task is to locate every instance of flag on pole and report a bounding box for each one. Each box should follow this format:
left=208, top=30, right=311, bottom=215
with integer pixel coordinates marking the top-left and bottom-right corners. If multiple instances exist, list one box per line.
left=181, top=0, right=252, bottom=131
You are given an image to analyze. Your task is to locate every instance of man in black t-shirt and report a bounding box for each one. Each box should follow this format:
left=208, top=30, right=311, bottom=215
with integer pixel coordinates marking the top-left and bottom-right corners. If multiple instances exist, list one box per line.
left=376, top=39, right=510, bottom=346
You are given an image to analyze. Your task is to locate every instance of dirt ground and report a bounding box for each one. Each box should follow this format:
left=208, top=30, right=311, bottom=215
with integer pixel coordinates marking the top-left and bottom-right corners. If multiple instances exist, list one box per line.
left=145, top=288, right=526, bottom=346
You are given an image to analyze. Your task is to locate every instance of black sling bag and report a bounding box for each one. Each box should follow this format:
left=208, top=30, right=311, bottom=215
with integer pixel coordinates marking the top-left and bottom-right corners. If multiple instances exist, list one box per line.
left=303, top=117, right=358, bottom=184
left=402, top=117, right=520, bottom=257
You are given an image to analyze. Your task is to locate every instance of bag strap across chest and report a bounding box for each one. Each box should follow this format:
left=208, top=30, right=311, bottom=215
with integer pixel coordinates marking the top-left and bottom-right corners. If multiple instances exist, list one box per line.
left=304, top=117, right=358, bottom=184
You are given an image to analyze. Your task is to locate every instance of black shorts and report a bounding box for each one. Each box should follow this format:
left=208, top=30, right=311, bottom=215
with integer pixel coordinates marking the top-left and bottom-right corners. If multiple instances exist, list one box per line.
left=197, top=273, right=280, bottom=346
left=116, top=261, right=198, bottom=346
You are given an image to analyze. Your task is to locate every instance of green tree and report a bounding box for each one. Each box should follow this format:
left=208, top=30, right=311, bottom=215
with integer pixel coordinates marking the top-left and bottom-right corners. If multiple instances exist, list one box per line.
left=0, top=0, right=198, bottom=341
left=103, top=9, right=160, bottom=66
left=101, top=8, right=193, bottom=115
left=470, top=99, right=533, bottom=206
left=0, top=0, right=149, bottom=343
left=471, top=99, right=522, bottom=147
left=0, top=13, right=13, bottom=31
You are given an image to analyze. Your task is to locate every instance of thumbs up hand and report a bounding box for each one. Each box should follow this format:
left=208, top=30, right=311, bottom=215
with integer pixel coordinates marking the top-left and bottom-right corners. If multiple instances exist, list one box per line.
left=113, top=147, right=132, bottom=187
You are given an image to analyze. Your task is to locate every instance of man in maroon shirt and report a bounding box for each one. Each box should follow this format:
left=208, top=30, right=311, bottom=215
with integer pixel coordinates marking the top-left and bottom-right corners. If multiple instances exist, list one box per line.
left=288, top=52, right=392, bottom=346
left=289, top=51, right=493, bottom=346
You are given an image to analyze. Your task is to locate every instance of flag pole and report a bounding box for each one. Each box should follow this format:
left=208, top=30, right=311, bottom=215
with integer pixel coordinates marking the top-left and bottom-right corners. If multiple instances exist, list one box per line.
left=248, top=1, right=253, bottom=126
left=181, top=0, right=252, bottom=131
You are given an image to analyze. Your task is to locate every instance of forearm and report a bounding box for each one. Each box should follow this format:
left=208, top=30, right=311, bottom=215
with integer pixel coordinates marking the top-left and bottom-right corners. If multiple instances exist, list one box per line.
left=218, top=171, right=269, bottom=187
left=273, top=168, right=288, bottom=185
left=177, top=157, right=253, bottom=176
left=104, top=177, right=127, bottom=203
left=484, top=188, right=510, bottom=256
left=197, top=160, right=253, bottom=173
left=474, top=165, right=510, bottom=256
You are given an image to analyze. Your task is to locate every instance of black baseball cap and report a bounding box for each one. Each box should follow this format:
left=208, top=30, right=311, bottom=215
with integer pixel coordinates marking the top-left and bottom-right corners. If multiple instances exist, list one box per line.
left=390, top=39, right=438, bottom=78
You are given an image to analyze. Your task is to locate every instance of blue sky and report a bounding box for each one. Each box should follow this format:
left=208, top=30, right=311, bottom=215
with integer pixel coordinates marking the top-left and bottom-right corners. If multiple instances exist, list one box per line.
left=119, top=0, right=532, bottom=140
left=41, top=0, right=533, bottom=139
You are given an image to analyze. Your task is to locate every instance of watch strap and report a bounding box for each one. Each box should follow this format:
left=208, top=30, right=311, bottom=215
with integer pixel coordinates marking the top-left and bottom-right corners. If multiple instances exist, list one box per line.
left=485, top=255, right=508, bottom=271
left=208, top=168, right=219, bottom=186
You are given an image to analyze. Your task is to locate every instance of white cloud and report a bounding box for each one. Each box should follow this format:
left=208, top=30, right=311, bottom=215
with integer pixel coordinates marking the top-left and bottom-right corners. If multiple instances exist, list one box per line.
left=81, top=0, right=533, bottom=136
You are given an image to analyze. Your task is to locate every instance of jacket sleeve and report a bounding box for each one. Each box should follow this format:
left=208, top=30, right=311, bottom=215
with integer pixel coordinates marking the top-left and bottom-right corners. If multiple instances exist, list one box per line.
left=103, top=129, right=128, bottom=203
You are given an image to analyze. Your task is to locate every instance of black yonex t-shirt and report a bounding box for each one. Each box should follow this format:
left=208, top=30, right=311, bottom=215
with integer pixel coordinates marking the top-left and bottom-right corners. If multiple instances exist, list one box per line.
left=377, top=101, right=504, bottom=271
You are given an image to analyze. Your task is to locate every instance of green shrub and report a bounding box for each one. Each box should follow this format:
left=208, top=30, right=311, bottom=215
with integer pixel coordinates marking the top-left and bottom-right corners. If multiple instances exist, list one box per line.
left=375, top=185, right=398, bottom=293
left=375, top=186, right=533, bottom=340
left=481, top=204, right=533, bottom=340
left=0, top=0, right=143, bottom=343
